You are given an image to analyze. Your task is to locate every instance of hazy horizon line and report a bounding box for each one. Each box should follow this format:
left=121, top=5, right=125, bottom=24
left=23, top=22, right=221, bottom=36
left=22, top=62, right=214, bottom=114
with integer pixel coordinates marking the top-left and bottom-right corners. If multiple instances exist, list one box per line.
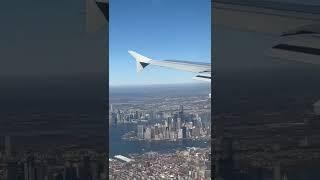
left=110, top=82, right=209, bottom=88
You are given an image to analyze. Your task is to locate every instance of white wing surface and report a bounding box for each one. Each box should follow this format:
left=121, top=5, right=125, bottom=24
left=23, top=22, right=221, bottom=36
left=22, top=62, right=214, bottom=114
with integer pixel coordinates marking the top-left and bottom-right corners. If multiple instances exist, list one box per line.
left=213, top=0, right=320, bottom=35
left=128, top=51, right=211, bottom=82
left=213, top=0, right=320, bottom=65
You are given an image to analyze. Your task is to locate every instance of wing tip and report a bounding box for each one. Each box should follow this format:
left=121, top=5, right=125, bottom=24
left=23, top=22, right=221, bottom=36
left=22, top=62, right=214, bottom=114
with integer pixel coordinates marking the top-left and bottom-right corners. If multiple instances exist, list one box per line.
left=128, top=50, right=151, bottom=73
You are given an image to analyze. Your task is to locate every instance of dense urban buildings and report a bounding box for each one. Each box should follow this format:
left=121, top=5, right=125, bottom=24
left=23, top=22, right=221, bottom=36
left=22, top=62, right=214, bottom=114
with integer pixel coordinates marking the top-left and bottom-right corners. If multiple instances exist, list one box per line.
left=109, top=147, right=211, bottom=180
left=109, top=84, right=211, bottom=179
left=0, top=136, right=108, bottom=180
left=115, top=104, right=211, bottom=141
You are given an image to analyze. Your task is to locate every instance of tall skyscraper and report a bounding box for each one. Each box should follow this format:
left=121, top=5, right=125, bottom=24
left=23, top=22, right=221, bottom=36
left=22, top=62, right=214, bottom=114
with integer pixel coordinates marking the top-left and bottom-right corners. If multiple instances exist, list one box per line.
left=137, top=125, right=144, bottom=139
left=154, top=124, right=159, bottom=136
left=182, top=126, right=187, bottom=139
left=165, top=127, right=170, bottom=139
left=151, top=127, right=155, bottom=139
left=165, top=119, right=168, bottom=128
left=178, top=129, right=183, bottom=139
left=179, top=105, right=184, bottom=121
left=144, top=127, right=151, bottom=140
left=179, top=105, right=183, bottom=114
left=116, top=109, right=121, bottom=124
left=5, top=136, right=11, bottom=157
left=177, top=117, right=181, bottom=131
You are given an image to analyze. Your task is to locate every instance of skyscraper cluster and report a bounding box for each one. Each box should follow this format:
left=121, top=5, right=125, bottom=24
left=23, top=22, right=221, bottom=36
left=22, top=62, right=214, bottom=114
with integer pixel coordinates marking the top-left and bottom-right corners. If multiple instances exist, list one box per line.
left=136, top=106, right=210, bottom=141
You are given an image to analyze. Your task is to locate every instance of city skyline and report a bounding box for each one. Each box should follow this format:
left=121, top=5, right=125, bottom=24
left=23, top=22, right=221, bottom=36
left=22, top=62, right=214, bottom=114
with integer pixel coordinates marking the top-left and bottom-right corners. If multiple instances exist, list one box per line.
left=108, top=84, right=211, bottom=179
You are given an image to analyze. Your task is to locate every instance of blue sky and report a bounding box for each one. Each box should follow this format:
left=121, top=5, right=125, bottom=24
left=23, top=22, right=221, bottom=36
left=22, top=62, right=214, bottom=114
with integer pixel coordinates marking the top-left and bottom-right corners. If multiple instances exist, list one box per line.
left=109, top=0, right=211, bottom=86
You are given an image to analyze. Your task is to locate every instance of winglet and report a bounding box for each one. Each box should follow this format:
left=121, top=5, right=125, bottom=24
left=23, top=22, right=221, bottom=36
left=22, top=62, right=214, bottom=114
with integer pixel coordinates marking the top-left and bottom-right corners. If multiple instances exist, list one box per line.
left=86, top=0, right=108, bottom=32
left=128, top=50, right=152, bottom=72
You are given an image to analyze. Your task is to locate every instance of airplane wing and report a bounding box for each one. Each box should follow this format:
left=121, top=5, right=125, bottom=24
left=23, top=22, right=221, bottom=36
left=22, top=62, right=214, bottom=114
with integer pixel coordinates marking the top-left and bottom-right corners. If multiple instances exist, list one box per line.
left=213, top=0, right=320, bottom=35
left=128, top=51, right=211, bottom=82
left=213, top=0, right=320, bottom=65
left=213, top=0, right=320, bottom=113
left=86, top=0, right=108, bottom=32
